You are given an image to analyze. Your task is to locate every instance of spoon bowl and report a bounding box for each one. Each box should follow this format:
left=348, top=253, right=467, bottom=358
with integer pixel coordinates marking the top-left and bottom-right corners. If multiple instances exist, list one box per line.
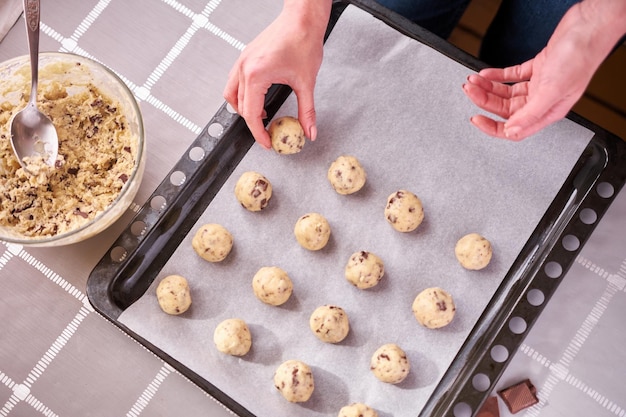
left=10, top=0, right=58, bottom=169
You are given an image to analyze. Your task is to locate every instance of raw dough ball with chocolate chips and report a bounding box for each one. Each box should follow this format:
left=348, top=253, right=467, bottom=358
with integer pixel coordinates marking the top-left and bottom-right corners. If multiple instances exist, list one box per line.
left=268, top=116, right=305, bottom=154
left=384, top=190, right=424, bottom=232
left=252, top=266, right=293, bottom=306
left=344, top=250, right=385, bottom=289
left=455, top=233, right=493, bottom=270
left=213, top=318, right=252, bottom=356
left=327, top=155, right=367, bottom=195
left=273, top=360, right=315, bottom=402
left=412, top=287, right=456, bottom=329
left=234, top=171, right=272, bottom=212
left=156, top=274, right=192, bottom=315
left=338, top=403, right=379, bottom=417
left=370, top=343, right=410, bottom=384
left=309, top=305, right=350, bottom=343
left=294, top=212, right=331, bottom=251
left=191, top=223, right=233, bottom=262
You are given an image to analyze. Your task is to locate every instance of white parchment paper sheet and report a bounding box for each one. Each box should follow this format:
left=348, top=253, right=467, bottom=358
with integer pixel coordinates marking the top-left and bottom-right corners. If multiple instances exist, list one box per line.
left=119, top=6, right=593, bottom=417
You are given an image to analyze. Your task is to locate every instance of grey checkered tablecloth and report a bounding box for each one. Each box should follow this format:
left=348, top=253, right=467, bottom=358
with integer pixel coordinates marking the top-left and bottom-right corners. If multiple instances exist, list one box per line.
left=1, top=1, right=625, bottom=417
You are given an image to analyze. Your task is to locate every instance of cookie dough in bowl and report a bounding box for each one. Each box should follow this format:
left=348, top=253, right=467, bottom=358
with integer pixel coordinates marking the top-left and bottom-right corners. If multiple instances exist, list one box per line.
left=0, top=52, right=145, bottom=246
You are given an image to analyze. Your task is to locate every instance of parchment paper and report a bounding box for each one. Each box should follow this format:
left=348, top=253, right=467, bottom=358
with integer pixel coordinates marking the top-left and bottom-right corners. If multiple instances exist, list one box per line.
left=119, top=6, right=594, bottom=417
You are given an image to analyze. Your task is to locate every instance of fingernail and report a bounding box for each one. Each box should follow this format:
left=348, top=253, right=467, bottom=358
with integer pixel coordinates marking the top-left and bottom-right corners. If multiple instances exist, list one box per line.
left=504, top=125, right=521, bottom=139
left=309, top=125, right=317, bottom=142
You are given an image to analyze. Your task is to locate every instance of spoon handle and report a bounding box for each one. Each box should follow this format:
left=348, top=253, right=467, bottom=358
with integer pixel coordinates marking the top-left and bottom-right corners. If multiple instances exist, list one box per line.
left=23, top=0, right=41, bottom=104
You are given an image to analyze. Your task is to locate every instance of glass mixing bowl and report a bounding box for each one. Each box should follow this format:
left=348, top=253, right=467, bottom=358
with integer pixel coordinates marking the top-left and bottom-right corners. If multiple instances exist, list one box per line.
left=0, top=52, right=145, bottom=247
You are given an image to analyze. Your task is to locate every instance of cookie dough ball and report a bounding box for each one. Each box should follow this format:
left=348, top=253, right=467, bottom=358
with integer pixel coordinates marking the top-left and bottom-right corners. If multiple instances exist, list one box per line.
left=252, top=266, right=293, bottom=306
left=384, top=190, right=424, bottom=232
left=234, top=171, right=272, bottom=212
left=294, top=213, right=331, bottom=251
left=327, top=155, right=367, bottom=195
left=455, top=233, right=493, bottom=270
left=156, top=275, right=192, bottom=315
left=274, top=360, right=315, bottom=402
left=268, top=116, right=305, bottom=154
left=338, top=403, right=379, bottom=417
left=344, top=251, right=385, bottom=289
left=370, top=343, right=410, bottom=384
left=191, top=223, right=233, bottom=262
left=213, top=318, right=252, bottom=356
left=309, top=305, right=350, bottom=343
left=412, top=287, right=456, bottom=329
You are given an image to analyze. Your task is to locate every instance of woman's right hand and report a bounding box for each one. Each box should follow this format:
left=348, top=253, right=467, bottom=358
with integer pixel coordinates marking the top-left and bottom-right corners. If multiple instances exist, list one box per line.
left=223, top=0, right=332, bottom=149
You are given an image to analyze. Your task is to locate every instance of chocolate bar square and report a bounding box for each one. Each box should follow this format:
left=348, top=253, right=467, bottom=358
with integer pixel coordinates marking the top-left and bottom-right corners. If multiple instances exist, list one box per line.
left=498, top=379, right=539, bottom=414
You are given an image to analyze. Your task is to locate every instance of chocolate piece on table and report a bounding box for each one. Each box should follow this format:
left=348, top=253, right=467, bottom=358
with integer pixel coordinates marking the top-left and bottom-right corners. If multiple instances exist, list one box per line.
left=497, top=379, right=539, bottom=414
left=477, top=396, right=500, bottom=417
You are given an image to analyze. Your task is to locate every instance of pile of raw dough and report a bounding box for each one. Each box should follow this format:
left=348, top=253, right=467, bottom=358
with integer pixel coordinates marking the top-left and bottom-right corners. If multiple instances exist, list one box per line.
left=0, top=69, right=137, bottom=238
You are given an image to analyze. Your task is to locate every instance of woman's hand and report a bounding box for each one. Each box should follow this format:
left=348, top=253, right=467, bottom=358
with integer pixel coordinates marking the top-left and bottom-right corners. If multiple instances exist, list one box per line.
left=463, top=0, right=626, bottom=141
left=223, top=1, right=331, bottom=148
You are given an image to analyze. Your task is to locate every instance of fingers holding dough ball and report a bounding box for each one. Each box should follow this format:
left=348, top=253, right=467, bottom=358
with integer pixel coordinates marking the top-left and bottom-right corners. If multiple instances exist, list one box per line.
left=234, top=171, right=272, bottom=212
left=309, top=305, right=350, bottom=343
left=412, top=287, right=456, bottom=329
left=327, top=155, right=367, bottom=195
left=252, top=266, right=293, bottom=306
left=191, top=223, right=233, bottom=262
left=156, top=275, right=192, bottom=315
left=294, top=212, right=331, bottom=251
left=370, top=343, right=410, bottom=384
left=338, top=403, right=379, bottom=417
left=384, top=190, right=424, bottom=232
left=274, top=360, right=315, bottom=403
left=455, top=233, right=492, bottom=270
left=268, top=116, right=305, bottom=154
left=213, top=318, right=252, bottom=356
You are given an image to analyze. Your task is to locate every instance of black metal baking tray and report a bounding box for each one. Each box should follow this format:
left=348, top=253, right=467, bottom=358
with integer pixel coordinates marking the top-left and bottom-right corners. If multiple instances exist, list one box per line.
left=87, top=1, right=626, bottom=416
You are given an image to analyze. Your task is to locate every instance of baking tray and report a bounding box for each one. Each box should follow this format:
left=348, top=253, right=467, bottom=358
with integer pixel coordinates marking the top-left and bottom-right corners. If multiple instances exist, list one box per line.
left=87, top=0, right=626, bottom=416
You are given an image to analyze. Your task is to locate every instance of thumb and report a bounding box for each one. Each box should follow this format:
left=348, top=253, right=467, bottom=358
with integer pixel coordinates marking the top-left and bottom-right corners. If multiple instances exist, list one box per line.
left=293, top=87, right=318, bottom=141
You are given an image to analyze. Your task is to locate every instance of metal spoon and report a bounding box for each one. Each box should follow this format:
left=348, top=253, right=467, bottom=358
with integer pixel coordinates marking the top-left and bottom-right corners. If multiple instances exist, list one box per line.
left=10, top=0, right=58, bottom=169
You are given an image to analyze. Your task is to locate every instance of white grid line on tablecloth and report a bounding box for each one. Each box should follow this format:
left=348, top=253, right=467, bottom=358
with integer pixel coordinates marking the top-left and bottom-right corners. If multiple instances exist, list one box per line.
left=0, top=0, right=248, bottom=415
left=514, top=255, right=626, bottom=417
